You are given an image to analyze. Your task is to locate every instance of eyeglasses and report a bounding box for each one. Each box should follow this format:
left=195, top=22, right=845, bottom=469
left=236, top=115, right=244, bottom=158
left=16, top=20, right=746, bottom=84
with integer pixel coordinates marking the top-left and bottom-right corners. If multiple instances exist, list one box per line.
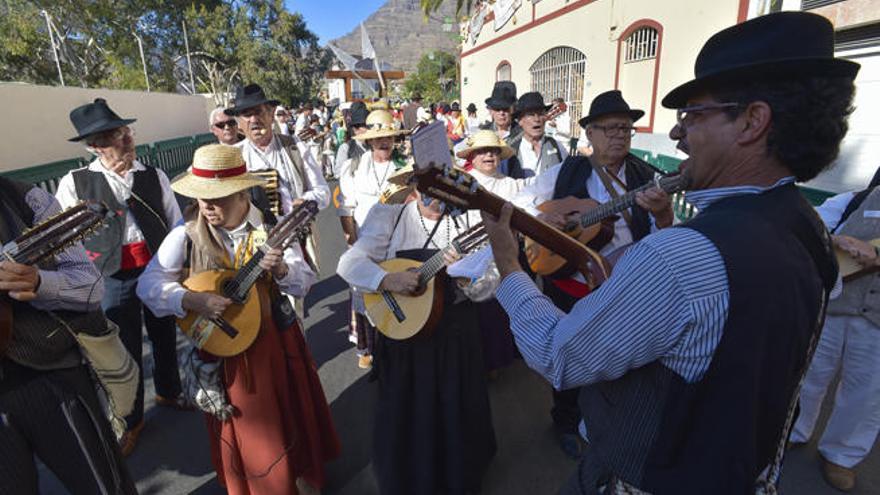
left=90, top=126, right=134, bottom=147
left=214, top=120, right=237, bottom=130
left=676, top=102, right=741, bottom=128
left=591, top=124, right=636, bottom=138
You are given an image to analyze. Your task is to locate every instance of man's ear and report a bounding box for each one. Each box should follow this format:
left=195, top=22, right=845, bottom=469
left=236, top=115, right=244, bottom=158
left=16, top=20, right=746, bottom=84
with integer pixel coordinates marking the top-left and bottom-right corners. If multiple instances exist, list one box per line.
left=737, top=101, right=772, bottom=146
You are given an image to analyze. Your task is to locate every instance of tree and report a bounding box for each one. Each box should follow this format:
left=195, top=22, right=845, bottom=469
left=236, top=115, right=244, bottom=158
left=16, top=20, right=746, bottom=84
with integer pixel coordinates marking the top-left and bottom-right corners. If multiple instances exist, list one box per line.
left=0, top=0, right=331, bottom=103
left=420, top=0, right=474, bottom=16
left=403, top=50, right=459, bottom=103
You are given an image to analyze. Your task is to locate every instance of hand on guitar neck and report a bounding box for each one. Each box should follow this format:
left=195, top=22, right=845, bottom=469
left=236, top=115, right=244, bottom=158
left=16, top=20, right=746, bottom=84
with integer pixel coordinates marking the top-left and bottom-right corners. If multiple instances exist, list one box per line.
left=480, top=203, right=524, bottom=278
left=379, top=250, right=463, bottom=295
left=834, top=235, right=880, bottom=268
left=0, top=261, right=41, bottom=302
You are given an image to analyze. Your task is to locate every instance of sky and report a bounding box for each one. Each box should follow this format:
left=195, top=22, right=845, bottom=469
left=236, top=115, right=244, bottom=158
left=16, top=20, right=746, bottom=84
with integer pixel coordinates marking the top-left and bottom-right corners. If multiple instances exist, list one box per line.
left=286, top=0, right=389, bottom=45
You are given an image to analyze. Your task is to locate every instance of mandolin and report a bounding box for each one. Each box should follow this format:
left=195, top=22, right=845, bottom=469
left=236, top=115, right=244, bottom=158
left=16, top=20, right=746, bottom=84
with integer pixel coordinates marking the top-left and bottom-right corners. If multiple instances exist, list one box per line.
left=414, top=163, right=610, bottom=288
left=526, top=173, right=688, bottom=277
left=364, top=222, right=488, bottom=340
left=177, top=200, right=318, bottom=357
left=0, top=201, right=111, bottom=355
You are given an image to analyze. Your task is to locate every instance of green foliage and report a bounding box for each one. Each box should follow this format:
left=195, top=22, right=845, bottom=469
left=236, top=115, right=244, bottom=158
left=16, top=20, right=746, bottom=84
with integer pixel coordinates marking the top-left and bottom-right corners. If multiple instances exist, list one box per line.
left=420, top=0, right=473, bottom=16
left=403, top=50, right=459, bottom=103
left=0, top=0, right=330, bottom=102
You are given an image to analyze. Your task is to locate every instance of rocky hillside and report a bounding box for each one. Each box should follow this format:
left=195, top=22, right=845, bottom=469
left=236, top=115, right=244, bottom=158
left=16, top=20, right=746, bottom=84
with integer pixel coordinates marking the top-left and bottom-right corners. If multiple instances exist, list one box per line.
left=329, top=0, right=460, bottom=73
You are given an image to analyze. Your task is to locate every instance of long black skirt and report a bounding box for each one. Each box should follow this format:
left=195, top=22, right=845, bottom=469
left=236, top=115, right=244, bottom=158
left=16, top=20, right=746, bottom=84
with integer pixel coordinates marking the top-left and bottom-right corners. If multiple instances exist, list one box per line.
left=372, top=299, right=497, bottom=495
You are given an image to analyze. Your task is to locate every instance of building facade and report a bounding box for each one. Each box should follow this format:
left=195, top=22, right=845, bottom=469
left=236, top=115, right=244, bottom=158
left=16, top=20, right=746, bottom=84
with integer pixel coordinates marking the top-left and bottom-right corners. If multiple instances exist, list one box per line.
left=459, top=0, right=880, bottom=192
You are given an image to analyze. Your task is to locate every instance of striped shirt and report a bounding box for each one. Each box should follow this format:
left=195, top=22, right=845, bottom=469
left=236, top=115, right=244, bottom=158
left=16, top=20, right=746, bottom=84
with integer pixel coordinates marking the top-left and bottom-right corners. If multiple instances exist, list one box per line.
left=496, top=177, right=796, bottom=390
left=17, top=186, right=104, bottom=311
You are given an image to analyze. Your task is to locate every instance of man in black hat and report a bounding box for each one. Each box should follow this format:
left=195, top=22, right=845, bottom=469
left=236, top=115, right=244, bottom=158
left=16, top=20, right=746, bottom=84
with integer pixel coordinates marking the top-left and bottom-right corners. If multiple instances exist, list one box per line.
left=226, top=84, right=330, bottom=216
left=503, top=91, right=568, bottom=180
left=510, top=89, right=670, bottom=459
left=465, top=102, right=481, bottom=136
left=0, top=177, right=137, bottom=493
left=485, top=12, right=857, bottom=493
left=480, top=81, right=521, bottom=141
left=56, top=98, right=185, bottom=456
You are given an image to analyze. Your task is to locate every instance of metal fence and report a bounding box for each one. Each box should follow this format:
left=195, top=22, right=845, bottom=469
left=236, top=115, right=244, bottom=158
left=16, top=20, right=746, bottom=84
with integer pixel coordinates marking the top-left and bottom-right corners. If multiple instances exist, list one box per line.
left=1, top=133, right=217, bottom=192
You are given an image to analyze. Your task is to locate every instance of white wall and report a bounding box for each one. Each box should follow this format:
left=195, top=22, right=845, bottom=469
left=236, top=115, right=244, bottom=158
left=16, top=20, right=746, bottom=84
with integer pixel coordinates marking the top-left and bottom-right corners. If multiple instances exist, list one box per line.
left=0, top=83, right=213, bottom=172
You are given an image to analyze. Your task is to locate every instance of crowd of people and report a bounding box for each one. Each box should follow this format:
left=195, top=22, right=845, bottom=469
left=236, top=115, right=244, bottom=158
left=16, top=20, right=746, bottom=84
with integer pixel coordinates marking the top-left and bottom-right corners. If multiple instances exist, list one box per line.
left=1, top=11, right=877, bottom=495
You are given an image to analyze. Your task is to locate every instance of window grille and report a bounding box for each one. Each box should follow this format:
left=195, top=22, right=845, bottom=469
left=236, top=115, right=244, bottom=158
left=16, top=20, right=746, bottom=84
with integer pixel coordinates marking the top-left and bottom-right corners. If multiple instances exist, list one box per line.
left=624, top=27, right=659, bottom=63
left=529, top=46, right=587, bottom=138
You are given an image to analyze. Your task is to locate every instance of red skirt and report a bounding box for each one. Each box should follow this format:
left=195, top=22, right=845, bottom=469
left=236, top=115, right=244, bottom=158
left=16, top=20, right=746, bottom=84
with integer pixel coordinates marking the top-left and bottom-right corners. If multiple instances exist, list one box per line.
left=205, top=289, right=340, bottom=495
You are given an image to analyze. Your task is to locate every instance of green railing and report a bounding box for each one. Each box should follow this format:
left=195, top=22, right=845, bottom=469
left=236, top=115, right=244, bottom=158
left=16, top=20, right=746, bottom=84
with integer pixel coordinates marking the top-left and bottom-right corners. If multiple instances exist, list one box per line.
left=630, top=148, right=837, bottom=221
left=0, top=133, right=217, bottom=191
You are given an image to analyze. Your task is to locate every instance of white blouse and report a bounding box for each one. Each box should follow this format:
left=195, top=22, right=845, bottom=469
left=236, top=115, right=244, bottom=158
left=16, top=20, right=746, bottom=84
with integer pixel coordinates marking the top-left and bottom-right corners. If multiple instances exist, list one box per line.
left=136, top=204, right=316, bottom=318
left=337, top=152, right=398, bottom=228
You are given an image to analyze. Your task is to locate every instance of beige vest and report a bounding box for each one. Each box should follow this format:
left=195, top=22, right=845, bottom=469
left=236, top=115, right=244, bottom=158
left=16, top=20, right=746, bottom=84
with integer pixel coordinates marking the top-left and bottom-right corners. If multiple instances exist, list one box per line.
left=827, top=187, right=880, bottom=327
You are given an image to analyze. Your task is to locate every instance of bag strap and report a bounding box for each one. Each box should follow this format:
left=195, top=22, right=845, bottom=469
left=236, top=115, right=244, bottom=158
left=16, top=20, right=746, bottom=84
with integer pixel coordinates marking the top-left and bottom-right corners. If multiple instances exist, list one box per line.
left=589, top=158, right=633, bottom=228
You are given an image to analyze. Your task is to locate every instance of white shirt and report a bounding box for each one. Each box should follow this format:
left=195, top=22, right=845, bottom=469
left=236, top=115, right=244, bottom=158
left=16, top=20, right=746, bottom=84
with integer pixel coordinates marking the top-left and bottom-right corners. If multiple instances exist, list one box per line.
left=513, top=161, right=658, bottom=256
left=465, top=116, right=482, bottom=136
left=236, top=134, right=330, bottom=213
left=294, top=113, right=310, bottom=132
left=136, top=204, right=316, bottom=318
left=466, top=168, right=527, bottom=225
left=516, top=136, right=569, bottom=182
left=55, top=158, right=182, bottom=245
left=545, top=110, right=572, bottom=140
left=337, top=202, right=473, bottom=292
left=338, top=152, right=398, bottom=228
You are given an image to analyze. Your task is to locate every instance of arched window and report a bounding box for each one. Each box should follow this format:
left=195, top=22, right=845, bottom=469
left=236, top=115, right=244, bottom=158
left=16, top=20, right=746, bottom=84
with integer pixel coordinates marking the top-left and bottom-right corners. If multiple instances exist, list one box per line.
left=496, top=61, right=512, bottom=82
left=615, top=20, right=663, bottom=132
left=529, top=46, right=587, bottom=138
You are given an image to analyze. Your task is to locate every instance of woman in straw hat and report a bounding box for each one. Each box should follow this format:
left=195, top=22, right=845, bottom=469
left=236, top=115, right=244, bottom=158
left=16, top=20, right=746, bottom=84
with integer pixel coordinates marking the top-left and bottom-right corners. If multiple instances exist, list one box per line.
left=457, top=130, right=525, bottom=374
left=137, top=144, right=340, bottom=495
left=338, top=108, right=411, bottom=369
left=337, top=186, right=497, bottom=495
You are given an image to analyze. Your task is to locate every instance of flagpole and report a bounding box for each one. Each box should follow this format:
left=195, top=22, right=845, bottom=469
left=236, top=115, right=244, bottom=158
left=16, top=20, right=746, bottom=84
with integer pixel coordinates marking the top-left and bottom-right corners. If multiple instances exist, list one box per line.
left=360, top=23, right=386, bottom=96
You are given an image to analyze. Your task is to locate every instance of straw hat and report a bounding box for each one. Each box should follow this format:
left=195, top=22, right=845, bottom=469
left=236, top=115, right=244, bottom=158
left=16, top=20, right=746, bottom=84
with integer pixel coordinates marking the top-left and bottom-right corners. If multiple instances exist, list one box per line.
left=354, top=109, right=408, bottom=141
left=171, top=144, right=266, bottom=199
left=386, top=163, right=414, bottom=186
left=455, top=130, right=515, bottom=160
left=379, top=182, right=415, bottom=205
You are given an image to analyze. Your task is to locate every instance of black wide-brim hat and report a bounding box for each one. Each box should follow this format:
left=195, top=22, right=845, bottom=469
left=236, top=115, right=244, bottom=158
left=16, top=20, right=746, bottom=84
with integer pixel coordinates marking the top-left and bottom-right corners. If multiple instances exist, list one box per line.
left=68, top=98, right=136, bottom=142
left=578, top=90, right=644, bottom=128
left=662, top=11, right=860, bottom=109
left=485, top=81, right=517, bottom=109
left=224, top=83, right=280, bottom=116
left=466, top=103, right=477, bottom=112
left=515, top=92, right=552, bottom=117
left=349, top=102, right=369, bottom=126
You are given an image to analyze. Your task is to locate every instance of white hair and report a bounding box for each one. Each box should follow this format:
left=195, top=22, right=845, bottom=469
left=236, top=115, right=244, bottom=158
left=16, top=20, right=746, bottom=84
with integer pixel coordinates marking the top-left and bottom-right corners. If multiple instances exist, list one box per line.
left=209, top=107, right=228, bottom=127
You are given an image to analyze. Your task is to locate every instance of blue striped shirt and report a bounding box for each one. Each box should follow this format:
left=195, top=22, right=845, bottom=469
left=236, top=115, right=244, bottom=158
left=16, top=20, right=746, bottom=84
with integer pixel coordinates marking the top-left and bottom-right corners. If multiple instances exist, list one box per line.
left=495, top=177, right=796, bottom=390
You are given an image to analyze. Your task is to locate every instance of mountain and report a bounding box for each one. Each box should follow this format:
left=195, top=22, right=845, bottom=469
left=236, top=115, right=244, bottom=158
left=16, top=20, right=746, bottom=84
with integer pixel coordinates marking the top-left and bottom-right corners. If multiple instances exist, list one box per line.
left=328, top=0, right=461, bottom=74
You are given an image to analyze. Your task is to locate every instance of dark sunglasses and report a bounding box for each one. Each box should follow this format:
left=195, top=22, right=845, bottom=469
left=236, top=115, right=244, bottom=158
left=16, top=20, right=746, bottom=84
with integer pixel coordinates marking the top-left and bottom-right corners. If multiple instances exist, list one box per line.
left=214, top=120, right=237, bottom=130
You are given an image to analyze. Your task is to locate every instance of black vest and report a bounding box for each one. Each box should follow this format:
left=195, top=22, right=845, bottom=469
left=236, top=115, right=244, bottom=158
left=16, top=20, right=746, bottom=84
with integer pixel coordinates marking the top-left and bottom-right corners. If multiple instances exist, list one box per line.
left=573, top=184, right=836, bottom=494
left=0, top=178, right=107, bottom=374
left=551, top=154, right=654, bottom=242
left=72, top=165, right=169, bottom=275
left=505, top=134, right=563, bottom=180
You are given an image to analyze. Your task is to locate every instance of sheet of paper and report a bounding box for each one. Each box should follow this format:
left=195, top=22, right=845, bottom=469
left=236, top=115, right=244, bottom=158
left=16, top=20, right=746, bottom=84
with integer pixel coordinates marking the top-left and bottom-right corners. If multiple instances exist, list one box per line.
left=410, top=121, right=453, bottom=171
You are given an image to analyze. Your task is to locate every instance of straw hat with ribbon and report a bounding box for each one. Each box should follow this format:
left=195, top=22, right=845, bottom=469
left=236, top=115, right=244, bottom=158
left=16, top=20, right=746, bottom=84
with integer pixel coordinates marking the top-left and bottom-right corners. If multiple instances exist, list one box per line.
left=172, top=144, right=266, bottom=199
left=354, top=109, right=408, bottom=141
left=455, top=130, right=515, bottom=160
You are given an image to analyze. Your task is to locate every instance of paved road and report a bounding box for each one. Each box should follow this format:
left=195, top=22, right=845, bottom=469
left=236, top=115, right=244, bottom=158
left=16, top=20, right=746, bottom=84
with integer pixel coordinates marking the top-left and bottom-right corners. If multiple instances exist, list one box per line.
left=41, top=191, right=879, bottom=494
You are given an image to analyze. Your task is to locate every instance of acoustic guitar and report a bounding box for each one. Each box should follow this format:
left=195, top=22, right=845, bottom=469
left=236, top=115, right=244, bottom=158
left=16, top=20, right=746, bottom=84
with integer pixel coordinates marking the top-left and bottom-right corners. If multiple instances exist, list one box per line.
left=177, top=200, right=318, bottom=357
left=414, top=163, right=610, bottom=288
left=0, top=200, right=111, bottom=355
left=835, top=238, right=880, bottom=282
left=363, top=222, right=488, bottom=340
left=526, top=173, right=688, bottom=277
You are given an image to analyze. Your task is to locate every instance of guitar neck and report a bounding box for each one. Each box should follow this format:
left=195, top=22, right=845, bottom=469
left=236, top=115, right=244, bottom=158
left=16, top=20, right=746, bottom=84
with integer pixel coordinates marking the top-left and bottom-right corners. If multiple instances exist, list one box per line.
left=579, top=182, right=652, bottom=227
left=224, top=249, right=268, bottom=301
left=416, top=243, right=458, bottom=286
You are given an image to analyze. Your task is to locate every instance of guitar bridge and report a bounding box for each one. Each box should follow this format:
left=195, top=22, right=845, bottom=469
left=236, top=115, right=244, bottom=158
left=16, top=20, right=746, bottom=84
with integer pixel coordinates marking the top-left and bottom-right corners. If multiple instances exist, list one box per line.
left=381, top=291, right=406, bottom=323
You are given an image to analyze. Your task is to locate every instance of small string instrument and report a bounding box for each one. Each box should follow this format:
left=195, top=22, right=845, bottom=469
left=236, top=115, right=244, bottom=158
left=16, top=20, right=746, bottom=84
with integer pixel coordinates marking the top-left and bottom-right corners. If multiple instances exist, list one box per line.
left=177, top=200, right=318, bottom=357
left=526, top=173, right=688, bottom=277
left=414, top=163, right=610, bottom=288
left=0, top=201, right=111, bottom=355
left=364, top=222, right=488, bottom=340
